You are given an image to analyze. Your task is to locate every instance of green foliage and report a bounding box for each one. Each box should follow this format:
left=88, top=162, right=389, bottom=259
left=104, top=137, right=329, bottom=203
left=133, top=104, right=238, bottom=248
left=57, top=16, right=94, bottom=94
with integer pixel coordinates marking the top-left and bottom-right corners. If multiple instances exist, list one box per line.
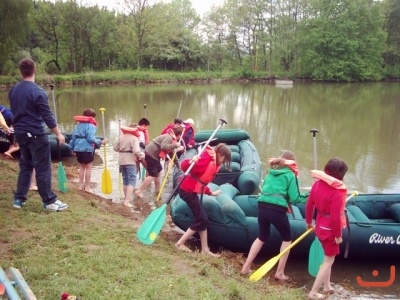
left=0, top=0, right=398, bottom=81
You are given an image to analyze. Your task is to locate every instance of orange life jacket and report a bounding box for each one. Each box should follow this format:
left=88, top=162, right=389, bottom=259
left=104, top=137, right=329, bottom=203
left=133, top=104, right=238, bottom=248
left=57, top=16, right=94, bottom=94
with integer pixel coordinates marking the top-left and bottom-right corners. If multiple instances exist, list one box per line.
left=121, top=126, right=140, bottom=137
left=74, top=116, right=97, bottom=126
left=138, top=126, right=149, bottom=144
left=192, top=146, right=220, bottom=194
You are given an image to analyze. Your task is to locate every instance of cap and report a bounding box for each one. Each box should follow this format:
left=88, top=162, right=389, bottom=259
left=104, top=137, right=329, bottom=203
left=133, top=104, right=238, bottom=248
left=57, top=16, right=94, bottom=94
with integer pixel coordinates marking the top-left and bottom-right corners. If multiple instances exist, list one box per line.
left=184, top=118, right=194, bottom=125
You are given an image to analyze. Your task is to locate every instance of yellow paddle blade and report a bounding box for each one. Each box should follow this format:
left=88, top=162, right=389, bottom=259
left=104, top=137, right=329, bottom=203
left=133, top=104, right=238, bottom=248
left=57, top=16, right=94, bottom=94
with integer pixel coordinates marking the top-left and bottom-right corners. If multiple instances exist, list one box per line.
left=102, top=169, right=112, bottom=194
left=249, top=228, right=314, bottom=282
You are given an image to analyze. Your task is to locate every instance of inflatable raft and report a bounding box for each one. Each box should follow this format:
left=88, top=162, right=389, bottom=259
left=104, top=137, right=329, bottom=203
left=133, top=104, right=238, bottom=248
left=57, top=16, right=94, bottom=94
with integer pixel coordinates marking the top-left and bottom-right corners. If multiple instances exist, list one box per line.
left=173, top=129, right=262, bottom=195
left=0, top=131, right=101, bottom=160
left=171, top=183, right=400, bottom=259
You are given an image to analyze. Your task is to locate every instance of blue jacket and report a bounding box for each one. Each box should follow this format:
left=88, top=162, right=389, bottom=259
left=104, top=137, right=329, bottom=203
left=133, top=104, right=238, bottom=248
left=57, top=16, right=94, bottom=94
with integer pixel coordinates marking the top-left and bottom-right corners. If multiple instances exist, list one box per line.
left=0, top=105, right=13, bottom=126
left=9, top=81, right=57, bottom=135
left=69, top=122, right=102, bottom=153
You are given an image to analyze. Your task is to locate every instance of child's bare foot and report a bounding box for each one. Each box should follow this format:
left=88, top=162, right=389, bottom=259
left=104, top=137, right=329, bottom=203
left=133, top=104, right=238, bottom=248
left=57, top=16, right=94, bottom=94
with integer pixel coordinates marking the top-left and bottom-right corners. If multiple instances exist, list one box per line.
left=240, top=268, right=252, bottom=275
left=84, top=188, right=94, bottom=193
left=3, top=152, right=13, bottom=159
left=202, top=249, right=220, bottom=258
left=135, top=190, right=143, bottom=198
left=78, top=185, right=84, bottom=191
left=123, top=202, right=133, bottom=208
left=274, top=274, right=290, bottom=281
left=175, top=243, right=192, bottom=252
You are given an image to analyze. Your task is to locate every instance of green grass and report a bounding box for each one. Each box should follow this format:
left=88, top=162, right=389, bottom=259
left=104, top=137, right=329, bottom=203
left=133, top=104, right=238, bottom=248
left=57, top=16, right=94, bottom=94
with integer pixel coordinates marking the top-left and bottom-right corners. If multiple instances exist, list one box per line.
left=0, top=69, right=279, bottom=88
left=0, top=158, right=305, bottom=299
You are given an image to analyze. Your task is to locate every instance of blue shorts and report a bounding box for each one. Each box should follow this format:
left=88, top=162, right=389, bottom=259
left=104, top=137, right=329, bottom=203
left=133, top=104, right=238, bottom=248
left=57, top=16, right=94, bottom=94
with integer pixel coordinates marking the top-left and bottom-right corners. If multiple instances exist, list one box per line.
left=120, top=165, right=137, bottom=186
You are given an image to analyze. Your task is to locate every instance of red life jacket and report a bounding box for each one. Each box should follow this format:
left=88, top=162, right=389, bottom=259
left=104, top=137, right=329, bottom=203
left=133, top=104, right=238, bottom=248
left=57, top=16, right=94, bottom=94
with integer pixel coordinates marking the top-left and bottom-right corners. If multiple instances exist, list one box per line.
left=192, top=146, right=220, bottom=194
left=159, top=130, right=177, bottom=160
left=74, top=116, right=97, bottom=126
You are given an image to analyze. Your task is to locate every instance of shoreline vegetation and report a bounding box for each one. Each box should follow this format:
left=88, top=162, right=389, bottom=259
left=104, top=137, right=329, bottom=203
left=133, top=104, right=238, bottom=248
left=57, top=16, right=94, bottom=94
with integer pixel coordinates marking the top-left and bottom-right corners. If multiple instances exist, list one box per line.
left=1, top=70, right=400, bottom=91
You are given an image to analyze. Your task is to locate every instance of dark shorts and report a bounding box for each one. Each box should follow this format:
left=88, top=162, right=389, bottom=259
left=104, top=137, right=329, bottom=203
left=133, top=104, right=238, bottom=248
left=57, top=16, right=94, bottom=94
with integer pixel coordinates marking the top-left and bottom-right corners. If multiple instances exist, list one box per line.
left=145, top=153, right=162, bottom=177
left=258, top=205, right=292, bottom=242
left=76, top=151, right=94, bottom=164
left=179, top=189, right=209, bottom=231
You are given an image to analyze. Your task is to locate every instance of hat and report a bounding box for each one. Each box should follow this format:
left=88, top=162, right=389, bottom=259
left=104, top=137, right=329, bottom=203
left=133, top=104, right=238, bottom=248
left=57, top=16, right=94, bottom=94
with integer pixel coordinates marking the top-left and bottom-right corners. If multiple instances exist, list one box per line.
left=184, top=118, right=194, bottom=125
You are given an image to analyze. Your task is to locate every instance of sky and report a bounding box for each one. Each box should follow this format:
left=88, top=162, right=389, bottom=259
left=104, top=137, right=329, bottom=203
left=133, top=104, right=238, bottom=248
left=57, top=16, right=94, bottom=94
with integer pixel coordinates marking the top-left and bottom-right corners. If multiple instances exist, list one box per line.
left=79, top=0, right=224, bottom=16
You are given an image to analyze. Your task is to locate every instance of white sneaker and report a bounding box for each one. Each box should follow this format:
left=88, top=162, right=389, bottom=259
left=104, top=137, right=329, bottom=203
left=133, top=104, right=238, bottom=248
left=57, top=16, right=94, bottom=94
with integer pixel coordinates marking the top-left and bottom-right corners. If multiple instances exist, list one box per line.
left=44, top=199, right=68, bottom=211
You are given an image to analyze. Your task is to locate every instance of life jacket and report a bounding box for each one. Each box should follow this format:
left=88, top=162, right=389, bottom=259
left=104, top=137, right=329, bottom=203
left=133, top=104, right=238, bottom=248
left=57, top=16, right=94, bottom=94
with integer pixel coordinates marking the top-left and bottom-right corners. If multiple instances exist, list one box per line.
left=311, top=170, right=347, bottom=228
left=74, top=116, right=97, bottom=126
left=268, top=158, right=299, bottom=177
left=159, top=129, right=177, bottom=160
left=138, top=125, right=149, bottom=144
left=192, top=146, right=220, bottom=194
left=121, top=126, right=140, bottom=137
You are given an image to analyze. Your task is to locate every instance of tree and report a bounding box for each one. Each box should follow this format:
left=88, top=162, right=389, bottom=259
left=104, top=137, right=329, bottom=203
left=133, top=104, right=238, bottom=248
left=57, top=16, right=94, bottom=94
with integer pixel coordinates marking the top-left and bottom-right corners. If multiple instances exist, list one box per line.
left=0, top=0, right=31, bottom=74
left=382, top=0, right=400, bottom=77
left=299, top=0, right=386, bottom=81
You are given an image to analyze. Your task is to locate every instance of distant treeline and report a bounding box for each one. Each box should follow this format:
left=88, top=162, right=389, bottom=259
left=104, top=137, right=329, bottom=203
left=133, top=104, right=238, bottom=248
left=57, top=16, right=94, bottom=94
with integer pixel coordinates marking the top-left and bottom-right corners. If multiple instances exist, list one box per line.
left=1, top=0, right=399, bottom=82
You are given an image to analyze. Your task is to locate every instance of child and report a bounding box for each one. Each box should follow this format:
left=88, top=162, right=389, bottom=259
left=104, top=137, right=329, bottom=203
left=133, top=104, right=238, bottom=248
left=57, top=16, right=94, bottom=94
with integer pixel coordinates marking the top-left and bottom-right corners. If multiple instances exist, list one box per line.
left=69, top=108, right=106, bottom=193
left=135, top=126, right=184, bottom=198
left=241, top=150, right=308, bottom=279
left=113, top=123, right=147, bottom=207
left=161, top=118, right=183, bottom=134
left=175, top=143, right=231, bottom=257
left=306, top=158, right=348, bottom=300
left=138, top=117, right=150, bottom=150
left=181, top=118, right=195, bottom=150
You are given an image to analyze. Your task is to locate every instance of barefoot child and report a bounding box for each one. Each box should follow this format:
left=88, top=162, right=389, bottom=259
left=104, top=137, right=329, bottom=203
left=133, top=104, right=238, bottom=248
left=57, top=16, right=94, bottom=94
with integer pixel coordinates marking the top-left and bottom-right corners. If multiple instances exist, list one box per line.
left=175, top=143, right=231, bottom=257
left=113, top=123, right=146, bottom=207
left=69, top=108, right=106, bottom=193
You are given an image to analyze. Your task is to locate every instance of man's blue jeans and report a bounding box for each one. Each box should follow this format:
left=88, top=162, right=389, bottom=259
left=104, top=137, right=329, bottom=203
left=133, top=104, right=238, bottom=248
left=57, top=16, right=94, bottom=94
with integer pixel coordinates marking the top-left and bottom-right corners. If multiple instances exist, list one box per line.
left=15, top=133, right=57, bottom=204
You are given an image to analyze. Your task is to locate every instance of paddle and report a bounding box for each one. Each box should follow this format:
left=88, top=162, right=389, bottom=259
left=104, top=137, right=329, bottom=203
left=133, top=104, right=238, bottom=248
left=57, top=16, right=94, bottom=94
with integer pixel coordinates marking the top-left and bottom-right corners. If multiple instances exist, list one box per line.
left=249, top=228, right=314, bottom=282
left=157, top=128, right=185, bottom=202
left=50, top=84, right=68, bottom=192
left=57, top=140, right=68, bottom=192
left=118, top=117, right=123, bottom=200
left=177, top=100, right=182, bottom=118
left=99, top=108, right=112, bottom=194
left=140, top=103, right=147, bottom=180
left=308, top=191, right=359, bottom=277
left=137, top=118, right=227, bottom=245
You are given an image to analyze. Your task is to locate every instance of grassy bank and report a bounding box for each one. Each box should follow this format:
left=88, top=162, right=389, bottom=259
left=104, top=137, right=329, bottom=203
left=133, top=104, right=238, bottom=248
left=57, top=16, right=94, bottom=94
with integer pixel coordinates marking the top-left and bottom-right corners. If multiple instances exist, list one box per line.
left=0, top=157, right=305, bottom=300
left=0, top=69, right=279, bottom=90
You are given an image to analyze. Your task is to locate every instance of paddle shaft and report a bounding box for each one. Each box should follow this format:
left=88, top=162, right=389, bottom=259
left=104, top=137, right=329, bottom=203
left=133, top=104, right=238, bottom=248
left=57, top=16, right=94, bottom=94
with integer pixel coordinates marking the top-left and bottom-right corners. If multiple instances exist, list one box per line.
left=50, top=84, right=57, bottom=123
left=177, top=100, right=182, bottom=118
left=310, top=128, right=319, bottom=170
left=164, top=118, right=227, bottom=205
left=144, top=104, right=147, bottom=118
left=250, top=228, right=314, bottom=282
left=157, top=128, right=186, bottom=202
left=100, top=108, right=107, bottom=167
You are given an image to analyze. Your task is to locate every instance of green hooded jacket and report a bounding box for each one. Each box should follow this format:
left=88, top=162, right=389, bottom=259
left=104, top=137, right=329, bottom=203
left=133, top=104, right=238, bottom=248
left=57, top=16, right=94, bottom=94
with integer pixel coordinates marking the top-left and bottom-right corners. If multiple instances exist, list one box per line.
left=258, top=166, right=308, bottom=208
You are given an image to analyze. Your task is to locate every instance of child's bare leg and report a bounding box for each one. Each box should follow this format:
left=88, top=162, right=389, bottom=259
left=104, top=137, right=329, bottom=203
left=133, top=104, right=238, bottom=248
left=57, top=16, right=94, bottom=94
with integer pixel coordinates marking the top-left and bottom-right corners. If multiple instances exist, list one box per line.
left=124, top=185, right=134, bottom=207
left=199, top=230, right=220, bottom=258
left=78, top=164, right=85, bottom=190
left=135, top=176, right=154, bottom=198
left=84, top=163, right=93, bottom=193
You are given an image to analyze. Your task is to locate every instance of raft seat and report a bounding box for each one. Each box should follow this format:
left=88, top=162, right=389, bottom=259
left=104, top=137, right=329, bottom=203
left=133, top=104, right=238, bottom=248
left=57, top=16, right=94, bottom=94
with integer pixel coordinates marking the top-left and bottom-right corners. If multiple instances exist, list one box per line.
left=346, top=205, right=371, bottom=223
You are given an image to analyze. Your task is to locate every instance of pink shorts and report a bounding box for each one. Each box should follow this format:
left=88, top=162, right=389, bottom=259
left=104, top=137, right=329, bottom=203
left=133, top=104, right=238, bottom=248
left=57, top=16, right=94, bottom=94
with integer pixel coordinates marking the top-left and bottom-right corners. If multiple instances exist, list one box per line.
left=315, top=226, right=340, bottom=257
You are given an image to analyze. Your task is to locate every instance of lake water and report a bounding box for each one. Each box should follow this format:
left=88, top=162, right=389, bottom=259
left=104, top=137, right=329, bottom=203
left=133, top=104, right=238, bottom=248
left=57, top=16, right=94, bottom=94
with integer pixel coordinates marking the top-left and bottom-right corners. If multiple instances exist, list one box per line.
left=1, top=82, right=399, bottom=298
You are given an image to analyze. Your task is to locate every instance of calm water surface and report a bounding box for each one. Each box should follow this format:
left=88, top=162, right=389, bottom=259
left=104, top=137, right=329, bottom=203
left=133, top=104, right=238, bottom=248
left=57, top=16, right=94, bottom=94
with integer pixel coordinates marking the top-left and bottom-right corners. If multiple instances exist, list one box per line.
left=1, top=82, right=399, bottom=298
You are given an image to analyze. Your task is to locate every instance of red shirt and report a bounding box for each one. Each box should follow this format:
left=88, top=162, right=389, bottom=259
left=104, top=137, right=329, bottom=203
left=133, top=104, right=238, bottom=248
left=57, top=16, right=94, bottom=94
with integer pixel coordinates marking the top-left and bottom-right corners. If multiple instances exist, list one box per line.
left=306, top=180, right=347, bottom=238
left=180, top=151, right=214, bottom=195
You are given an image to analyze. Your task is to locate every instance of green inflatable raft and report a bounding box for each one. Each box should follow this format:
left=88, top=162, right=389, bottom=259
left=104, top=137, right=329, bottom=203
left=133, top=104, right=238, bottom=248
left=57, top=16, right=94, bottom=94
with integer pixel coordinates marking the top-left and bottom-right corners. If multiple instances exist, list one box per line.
left=171, top=183, right=400, bottom=259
